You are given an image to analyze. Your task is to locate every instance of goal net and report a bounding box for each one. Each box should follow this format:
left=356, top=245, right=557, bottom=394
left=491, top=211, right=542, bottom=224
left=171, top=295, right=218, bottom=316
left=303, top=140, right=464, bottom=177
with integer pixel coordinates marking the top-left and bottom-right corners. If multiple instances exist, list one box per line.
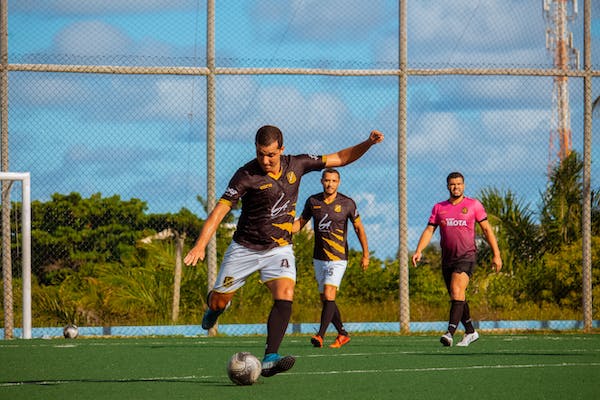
left=0, top=172, right=31, bottom=339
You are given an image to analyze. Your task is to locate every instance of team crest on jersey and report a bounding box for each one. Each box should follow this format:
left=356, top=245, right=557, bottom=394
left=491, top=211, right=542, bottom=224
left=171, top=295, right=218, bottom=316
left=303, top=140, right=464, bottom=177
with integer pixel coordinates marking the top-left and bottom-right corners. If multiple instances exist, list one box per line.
left=223, top=276, right=234, bottom=288
left=462, top=207, right=468, bottom=214
left=334, top=204, right=342, bottom=213
left=286, top=171, right=297, bottom=184
left=280, top=259, right=290, bottom=269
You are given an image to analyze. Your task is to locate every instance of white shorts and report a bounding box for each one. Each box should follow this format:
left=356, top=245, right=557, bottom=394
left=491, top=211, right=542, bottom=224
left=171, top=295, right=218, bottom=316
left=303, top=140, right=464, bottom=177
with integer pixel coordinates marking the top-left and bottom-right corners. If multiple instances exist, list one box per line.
left=212, top=241, right=296, bottom=294
left=313, top=259, right=348, bottom=293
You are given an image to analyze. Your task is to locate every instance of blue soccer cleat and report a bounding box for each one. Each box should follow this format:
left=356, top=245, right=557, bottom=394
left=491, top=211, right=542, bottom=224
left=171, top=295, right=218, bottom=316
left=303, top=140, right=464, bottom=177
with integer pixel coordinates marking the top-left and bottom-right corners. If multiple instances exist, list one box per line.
left=201, top=307, right=225, bottom=330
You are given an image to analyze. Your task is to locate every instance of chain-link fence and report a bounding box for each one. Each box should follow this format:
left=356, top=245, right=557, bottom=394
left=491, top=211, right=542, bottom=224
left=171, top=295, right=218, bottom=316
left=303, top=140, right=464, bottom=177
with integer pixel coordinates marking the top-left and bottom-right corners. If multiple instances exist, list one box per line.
left=1, top=1, right=599, bottom=338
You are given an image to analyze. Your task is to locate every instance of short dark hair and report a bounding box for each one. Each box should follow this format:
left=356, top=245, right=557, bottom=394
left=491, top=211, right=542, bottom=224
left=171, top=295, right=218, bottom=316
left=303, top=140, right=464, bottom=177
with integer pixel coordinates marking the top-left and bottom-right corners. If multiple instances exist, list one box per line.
left=446, top=171, right=464, bottom=184
left=322, top=168, right=340, bottom=179
left=255, top=125, right=283, bottom=148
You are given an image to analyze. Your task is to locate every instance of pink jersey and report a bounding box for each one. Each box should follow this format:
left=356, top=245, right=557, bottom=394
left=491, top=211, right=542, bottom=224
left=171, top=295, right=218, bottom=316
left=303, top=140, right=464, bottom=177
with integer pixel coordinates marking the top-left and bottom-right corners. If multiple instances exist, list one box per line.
left=427, top=197, right=487, bottom=266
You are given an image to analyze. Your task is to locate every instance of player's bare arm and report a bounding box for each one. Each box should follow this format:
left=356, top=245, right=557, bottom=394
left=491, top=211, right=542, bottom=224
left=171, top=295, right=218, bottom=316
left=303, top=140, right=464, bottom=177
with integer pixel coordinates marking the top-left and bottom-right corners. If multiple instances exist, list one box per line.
left=353, top=218, right=370, bottom=270
left=184, top=201, right=232, bottom=266
left=411, top=225, right=436, bottom=267
left=291, top=216, right=308, bottom=234
left=324, top=130, right=384, bottom=168
left=479, top=219, right=503, bottom=273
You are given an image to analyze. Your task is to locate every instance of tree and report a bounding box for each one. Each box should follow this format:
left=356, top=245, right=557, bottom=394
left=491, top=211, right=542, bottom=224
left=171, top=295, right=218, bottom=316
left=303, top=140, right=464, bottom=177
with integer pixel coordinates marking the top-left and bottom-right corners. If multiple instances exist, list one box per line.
left=540, top=152, right=583, bottom=251
left=30, top=193, right=150, bottom=282
left=479, top=188, right=543, bottom=276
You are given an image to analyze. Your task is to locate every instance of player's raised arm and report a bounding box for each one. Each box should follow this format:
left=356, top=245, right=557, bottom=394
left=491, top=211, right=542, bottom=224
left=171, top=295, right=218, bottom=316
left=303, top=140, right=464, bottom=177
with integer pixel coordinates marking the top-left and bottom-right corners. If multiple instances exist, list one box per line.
left=184, top=201, right=231, bottom=266
left=324, top=130, right=384, bottom=168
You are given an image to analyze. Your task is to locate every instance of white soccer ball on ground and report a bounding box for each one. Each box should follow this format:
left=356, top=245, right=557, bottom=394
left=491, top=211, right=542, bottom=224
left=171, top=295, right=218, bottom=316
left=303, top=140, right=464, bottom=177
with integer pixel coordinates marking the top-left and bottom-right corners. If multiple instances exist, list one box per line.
left=227, top=351, right=261, bottom=385
left=63, top=324, right=79, bottom=339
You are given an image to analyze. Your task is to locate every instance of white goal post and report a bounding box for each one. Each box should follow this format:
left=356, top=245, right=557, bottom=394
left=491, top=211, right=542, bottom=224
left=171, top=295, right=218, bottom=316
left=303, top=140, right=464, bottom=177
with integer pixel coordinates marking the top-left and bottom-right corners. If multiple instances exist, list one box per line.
left=1, top=172, right=31, bottom=339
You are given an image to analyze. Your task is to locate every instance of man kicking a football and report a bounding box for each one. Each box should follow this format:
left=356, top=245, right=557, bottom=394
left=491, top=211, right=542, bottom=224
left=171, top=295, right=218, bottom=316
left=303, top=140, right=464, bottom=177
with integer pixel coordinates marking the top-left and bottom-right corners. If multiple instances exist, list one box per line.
left=184, top=125, right=384, bottom=377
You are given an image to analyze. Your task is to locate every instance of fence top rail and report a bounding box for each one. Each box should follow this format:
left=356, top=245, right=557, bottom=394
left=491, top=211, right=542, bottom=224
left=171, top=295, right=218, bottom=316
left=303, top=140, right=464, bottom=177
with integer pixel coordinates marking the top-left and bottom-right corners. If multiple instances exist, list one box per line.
left=4, top=63, right=600, bottom=78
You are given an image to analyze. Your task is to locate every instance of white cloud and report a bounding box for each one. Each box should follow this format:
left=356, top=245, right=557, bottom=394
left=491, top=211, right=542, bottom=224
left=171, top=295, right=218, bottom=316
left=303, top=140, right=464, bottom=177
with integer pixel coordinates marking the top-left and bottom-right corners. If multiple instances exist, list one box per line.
left=410, top=0, right=540, bottom=50
left=257, top=85, right=305, bottom=123
left=217, top=76, right=260, bottom=122
left=255, top=85, right=348, bottom=146
left=54, top=21, right=132, bottom=56
left=13, top=75, right=85, bottom=106
left=408, top=112, right=461, bottom=155
left=476, top=144, right=532, bottom=173
left=481, top=109, right=550, bottom=140
left=462, top=77, right=550, bottom=103
left=140, top=78, right=198, bottom=118
left=305, top=93, right=346, bottom=132
left=251, top=0, right=386, bottom=41
left=14, top=0, right=197, bottom=15
left=353, top=192, right=385, bottom=219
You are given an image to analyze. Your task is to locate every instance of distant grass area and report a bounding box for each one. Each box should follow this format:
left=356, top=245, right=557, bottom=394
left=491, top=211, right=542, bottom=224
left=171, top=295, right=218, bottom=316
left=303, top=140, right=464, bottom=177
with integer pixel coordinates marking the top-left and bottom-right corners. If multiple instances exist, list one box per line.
left=1, top=333, right=599, bottom=400
left=216, top=299, right=583, bottom=325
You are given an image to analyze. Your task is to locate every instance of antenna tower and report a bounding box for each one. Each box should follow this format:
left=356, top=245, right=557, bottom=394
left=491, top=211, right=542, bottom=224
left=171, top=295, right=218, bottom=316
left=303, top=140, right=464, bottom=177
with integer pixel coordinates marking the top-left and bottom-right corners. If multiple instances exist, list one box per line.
left=543, top=0, right=579, bottom=173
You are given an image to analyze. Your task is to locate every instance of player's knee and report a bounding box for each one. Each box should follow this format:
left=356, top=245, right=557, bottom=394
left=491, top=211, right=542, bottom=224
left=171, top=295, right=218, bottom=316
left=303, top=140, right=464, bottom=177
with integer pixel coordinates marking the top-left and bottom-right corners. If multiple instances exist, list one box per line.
left=266, top=279, right=295, bottom=300
left=323, top=285, right=337, bottom=301
left=449, top=291, right=466, bottom=301
left=279, top=286, right=295, bottom=301
left=210, top=292, right=233, bottom=310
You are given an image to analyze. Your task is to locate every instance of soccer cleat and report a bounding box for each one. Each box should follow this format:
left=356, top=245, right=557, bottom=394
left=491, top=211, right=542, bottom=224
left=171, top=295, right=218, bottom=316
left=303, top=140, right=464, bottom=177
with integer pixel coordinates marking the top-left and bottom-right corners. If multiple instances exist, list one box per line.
left=310, top=335, right=323, bottom=348
left=456, top=331, right=479, bottom=347
left=260, top=353, right=296, bottom=377
left=440, top=332, right=453, bottom=347
left=201, top=308, right=224, bottom=330
left=201, top=301, right=231, bottom=330
left=329, top=334, right=351, bottom=348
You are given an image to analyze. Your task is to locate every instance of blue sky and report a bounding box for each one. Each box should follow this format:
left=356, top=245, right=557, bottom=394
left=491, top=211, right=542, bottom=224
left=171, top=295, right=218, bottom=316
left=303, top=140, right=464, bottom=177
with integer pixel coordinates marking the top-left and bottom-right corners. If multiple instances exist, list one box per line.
left=7, top=1, right=600, bottom=259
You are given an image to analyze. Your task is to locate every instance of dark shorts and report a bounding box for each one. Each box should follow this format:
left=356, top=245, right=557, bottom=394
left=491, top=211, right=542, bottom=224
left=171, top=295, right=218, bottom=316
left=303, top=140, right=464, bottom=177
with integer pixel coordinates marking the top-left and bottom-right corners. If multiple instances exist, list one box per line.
left=442, top=261, right=475, bottom=291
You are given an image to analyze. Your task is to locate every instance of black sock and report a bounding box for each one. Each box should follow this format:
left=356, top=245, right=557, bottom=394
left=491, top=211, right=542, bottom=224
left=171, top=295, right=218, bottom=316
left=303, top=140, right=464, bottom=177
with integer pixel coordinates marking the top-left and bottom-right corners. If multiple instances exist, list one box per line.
left=461, top=301, right=475, bottom=334
left=330, top=303, right=347, bottom=336
left=447, top=300, right=465, bottom=335
left=265, top=300, right=292, bottom=355
left=318, top=300, right=337, bottom=337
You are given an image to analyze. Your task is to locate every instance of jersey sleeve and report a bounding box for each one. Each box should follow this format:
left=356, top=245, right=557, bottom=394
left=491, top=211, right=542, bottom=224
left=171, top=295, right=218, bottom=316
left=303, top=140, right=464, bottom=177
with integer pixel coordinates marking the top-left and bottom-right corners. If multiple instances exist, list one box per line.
left=473, top=199, right=488, bottom=223
left=348, top=198, right=360, bottom=223
left=219, top=167, right=247, bottom=206
left=300, top=197, right=313, bottom=221
left=294, top=154, right=326, bottom=175
left=427, top=203, right=440, bottom=226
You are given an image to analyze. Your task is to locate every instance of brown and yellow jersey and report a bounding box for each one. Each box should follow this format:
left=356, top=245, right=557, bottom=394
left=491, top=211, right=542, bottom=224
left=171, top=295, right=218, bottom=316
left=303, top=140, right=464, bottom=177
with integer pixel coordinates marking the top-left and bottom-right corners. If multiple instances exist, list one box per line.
left=300, top=192, right=359, bottom=261
left=220, top=154, right=325, bottom=250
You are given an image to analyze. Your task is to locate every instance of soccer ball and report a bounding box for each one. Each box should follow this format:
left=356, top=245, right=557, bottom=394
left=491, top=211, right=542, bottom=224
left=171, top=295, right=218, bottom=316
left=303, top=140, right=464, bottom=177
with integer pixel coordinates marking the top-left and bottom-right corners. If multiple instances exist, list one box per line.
left=63, top=324, right=79, bottom=339
left=227, top=352, right=261, bottom=385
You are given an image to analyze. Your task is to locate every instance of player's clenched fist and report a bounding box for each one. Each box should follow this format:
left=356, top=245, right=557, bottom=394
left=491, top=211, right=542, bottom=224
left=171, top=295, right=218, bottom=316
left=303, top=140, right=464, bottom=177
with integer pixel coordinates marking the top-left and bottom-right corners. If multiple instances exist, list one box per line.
left=369, top=130, right=384, bottom=144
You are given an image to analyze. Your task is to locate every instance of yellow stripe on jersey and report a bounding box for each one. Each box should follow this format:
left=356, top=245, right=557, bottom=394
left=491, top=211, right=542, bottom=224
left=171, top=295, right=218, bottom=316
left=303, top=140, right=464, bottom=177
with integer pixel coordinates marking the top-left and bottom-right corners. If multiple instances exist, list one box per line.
left=324, top=248, right=342, bottom=261
left=323, top=237, right=345, bottom=254
left=271, top=236, right=290, bottom=246
left=330, top=231, right=344, bottom=241
left=273, top=222, right=293, bottom=233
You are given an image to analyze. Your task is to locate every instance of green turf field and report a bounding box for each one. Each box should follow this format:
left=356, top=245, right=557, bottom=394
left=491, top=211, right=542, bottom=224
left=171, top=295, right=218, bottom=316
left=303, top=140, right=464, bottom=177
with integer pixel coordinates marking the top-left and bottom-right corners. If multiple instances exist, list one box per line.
left=1, top=333, right=599, bottom=400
